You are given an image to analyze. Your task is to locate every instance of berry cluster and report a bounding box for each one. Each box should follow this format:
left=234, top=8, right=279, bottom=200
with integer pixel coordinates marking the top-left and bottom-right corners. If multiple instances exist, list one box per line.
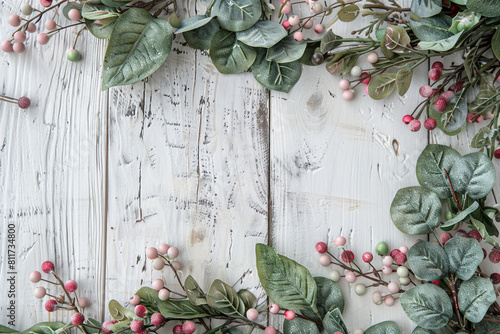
left=279, top=0, right=329, bottom=42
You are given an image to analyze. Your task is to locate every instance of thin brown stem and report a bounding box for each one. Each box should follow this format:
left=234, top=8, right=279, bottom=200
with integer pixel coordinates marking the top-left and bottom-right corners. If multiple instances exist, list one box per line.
left=444, top=168, right=462, bottom=211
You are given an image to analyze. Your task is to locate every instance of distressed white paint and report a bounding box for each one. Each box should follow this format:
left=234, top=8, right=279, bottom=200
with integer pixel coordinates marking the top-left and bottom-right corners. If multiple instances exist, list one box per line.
left=0, top=0, right=499, bottom=333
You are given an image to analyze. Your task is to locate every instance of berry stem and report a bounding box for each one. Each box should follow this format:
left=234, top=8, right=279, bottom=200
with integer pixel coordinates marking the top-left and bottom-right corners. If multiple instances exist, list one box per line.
left=13, top=0, right=70, bottom=36
left=443, top=168, right=462, bottom=211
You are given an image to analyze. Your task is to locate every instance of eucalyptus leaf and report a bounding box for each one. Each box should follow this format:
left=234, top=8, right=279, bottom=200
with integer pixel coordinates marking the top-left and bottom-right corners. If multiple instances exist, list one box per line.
left=396, top=68, right=413, bottom=96
left=183, top=19, right=220, bottom=50
left=418, top=31, right=464, bottom=51
left=409, top=15, right=453, bottom=42
left=449, top=152, right=496, bottom=199
left=256, top=244, right=318, bottom=312
left=85, top=17, right=117, bottom=39
left=466, top=0, right=500, bottom=17
left=441, top=201, right=479, bottom=228
left=313, top=277, right=344, bottom=316
left=237, top=289, right=257, bottom=310
left=102, top=8, right=173, bottom=90
left=365, top=321, right=400, bottom=334
left=176, top=15, right=216, bottom=34
left=408, top=241, right=450, bottom=281
left=375, top=28, right=387, bottom=40
left=212, top=0, right=262, bottom=32
left=493, top=29, right=500, bottom=62
left=81, top=3, right=119, bottom=20
left=207, top=279, right=246, bottom=317
left=320, top=31, right=342, bottom=53
left=185, top=275, right=208, bottom=306
left=158, top=299, right=211, bottom=319
left=471, top=217, right=500, bottom=249
left=101, top=0, right=130, bottom=6
left=266, top=35, right=307, bottom=63
left=84, top=319, right=102, bottom=334
left=474, top=320, right=500, bottom=333
left=428, top=93, right=468, bottom=136
left=411, top=0, right=442, bottom=18
left=400, top=284, right=453, bottom=329
left=16, top=323, right=66, bottom=334
left=299, top=41, right=321, bottom=66
left=209, top=29, right=257, bottom=74
left=449, top=10, right=481, bottom=34
left=471, top=127, right=498, bottom=149
left=0, top=325, right=18, bottom=333
left=458, top=277, right=496, bottom=323
left=390, top=186, right=442, bottom=234
left=322, top=308, right=349, bottom=334
left=135, top=287, right=161, bottom=313
left=368, top=73, right=396, bottom=99
left=251, top=50, right=301, bottom=93
left=338, top=4, right=360, bottom=22
left=444, top=236, right=483, bottom=280
left=108, top=300, right=136, bottom=321
left=411, top=326, right=455, bottom=333
left=283, top=317, right=321, bottom=334
left=236, top=21, right=287, bottom=48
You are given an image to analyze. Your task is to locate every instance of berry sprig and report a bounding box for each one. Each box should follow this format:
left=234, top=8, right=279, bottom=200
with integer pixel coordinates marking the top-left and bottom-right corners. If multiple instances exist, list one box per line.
left=0, top=94, right=31, bottom=109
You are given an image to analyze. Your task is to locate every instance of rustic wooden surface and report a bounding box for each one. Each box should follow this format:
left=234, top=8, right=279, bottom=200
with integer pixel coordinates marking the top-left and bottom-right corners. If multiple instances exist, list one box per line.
left=0, top=0, right=499, bottom=332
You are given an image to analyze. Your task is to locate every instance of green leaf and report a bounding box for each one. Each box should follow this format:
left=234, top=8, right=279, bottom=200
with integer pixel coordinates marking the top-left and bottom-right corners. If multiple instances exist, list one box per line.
left=411, top=0, right=442, bottom=18
left=237, top=289, right=257, bottom=310
left=418, top=31, right=464, bottom=51
left=416, top=144, right=461, bottom=199
left=185, top=275, right=208, bottom=306
left=299, top=41, right=321, bottom=66
left=368, top=73, right=396, bottom=99
left=428, top=93, right=468, bottom=136
left=158, top=299, right=211, bottom=319
left=212, top=0, right=262, bottom=32
left=400, top=284, right=453, bottom=329
left=176, top=15, right=216, bottom=34
left=409, top=15, right=453, bottom=42
left=493, top=29, right=500, bottom=62
left=283, top=317, right=321, bottom=334
left=471, top=217, right=500, bottom=249
left=102, top=8, right=173, bottom=90
left=209, top=29, right=257, bottom=74
left=411, top=325, right=455, bottom=333
left=322, top=308, right=349, bottom=334
left=183, top=18, right=219, bottom=50
left=449, top=152, right=496, bottom=199
left=375, top=28, right=387, bottom=40
left=441, top=201, right=480, bottom=228
left=134, top=287, right=161, bottom=313
left=326, top=54, right=359, bottom=75
left=19, top=324, right=67, bottom=334
left=266, top=34, right=307, bottom=63
left=449, top=10, right=481, bottom=34
left=320, top=31, right=342, bottom=53
left=207, top=279, right=246, bottom=317
left=458, top=277, right=497, bottom=323
left=408, top=241, right=450, bottom=281
left=101, top=0, right=130, bottom=6
left=472, top=127, right=498, bottom=149
left=365, top=321, right=400, bottom=334
left=251, top=50, right=301, bottom=92
left=466, top=0, right=500, bottom=17
left=396, top=68, right=413, bottom=96
left=108, top=300, right=136, bottom=321
left=390, top=186, right=442, bottom=234
left=81, top=3, right=119, bottom=20
left=0, top=325, right=18, bottom=333
left=312, top=277, right=344, bottom=316
left=444, top=236, right=483, bottom=280
left=474, top=320, right=500, bottom=333
left=236, top=21, right=287, bottom=48
left=256, top=243, right=318, bottom=312
left=85, top=17, right=117, bottom=39
left=84, top=319, right=102, bottom=334
left=338, top=4, right=360, bottom=22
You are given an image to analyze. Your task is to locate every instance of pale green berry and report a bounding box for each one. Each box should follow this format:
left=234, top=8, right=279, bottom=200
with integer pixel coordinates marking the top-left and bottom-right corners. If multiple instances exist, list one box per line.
left=21, top=4, right=33, bottom=15
left=375, top=242, right=389, bottom=256
left=396, top=266, right=409, bottom=277
left=66, top=49, right=81, bottom=62
left=355, top=283, right=367, bottom=296
left=351, top=65, right=362, bottom=77
left=445, top=211, right=453, bottom=220
left=399, top=277, right=410, bottom=286
left=329, top=270, right=341, bottom=282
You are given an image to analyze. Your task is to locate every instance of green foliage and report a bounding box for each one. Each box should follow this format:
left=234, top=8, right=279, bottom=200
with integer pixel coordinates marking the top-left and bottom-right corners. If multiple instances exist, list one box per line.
left=212, top=0, right=262, bottom=32
left=396, top=68, right=413, bottom=96
left=283, top=317, right=321, bottom=334
left=418, top=31, right=464, bottom=51
left=81, top=3, right=119, bottom=20
left=458, top=277, right=497, bottom=323
left=449, top=152, right=496, bottom=199
left=428, top=93, right=468, bottom=136
left=411, top=0, right=442, bottom=18
left=322, top=308, right=348, bottom=334
left=466, top=0, right=500, bottom=17
left=444, top=237, right=483, bottom=280
left=175, top=15, right=216, bottom=34
left=338, top=5, right=360, bottom=22
left=251, top=50, right=301, bottom=93
left=209, top=29, right=257, bottom=74
left=185, top=275, right=209, bottom=306
left=158, top=299, right=211, bottom=319
left=0, top=324, right=66, bottom=334
left=365, top=321, right=400, bottom=334
left=183, top=19, right=220, bottom=50
left=266, top=35, right=307, bottom=63
left=368, top=73, right=397, bottom=99
left=411, top=326, right=455, bottom=333
left=236, top=21, right=287, bottom=48
left=410, top=15, right=453, bottom=42
left=207, top=279, right=247, bottom=317
left=109, top=299, right=137, bottom=321
left=441, top=201, right=479, bottom=227
left=408, top=241, right=449, bottom=281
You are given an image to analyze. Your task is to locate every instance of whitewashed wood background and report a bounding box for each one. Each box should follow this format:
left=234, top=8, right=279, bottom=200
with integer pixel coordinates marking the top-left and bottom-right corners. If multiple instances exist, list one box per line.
left=1, top=0, right=499, bottom=332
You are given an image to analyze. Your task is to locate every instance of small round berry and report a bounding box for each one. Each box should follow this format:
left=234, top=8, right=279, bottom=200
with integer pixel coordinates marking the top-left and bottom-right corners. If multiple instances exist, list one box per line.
left=367, top=52, right=379, bottom=64
left=27, top=23, right=37, bottom=33
left=341, top=250, right=354, bottom=263
left=152, top=278, right=164, bottom=291
left=342, top=90, right=354, bottom=101
left=151, top=312, right=165, bottom=326
left=355, top=283, right=367, bottom=296
left=173, top=325, right=183, bottom=334
left=319, top=254, right=331, bottom=266
left=68, top=8, right=82, bottom=21
left=390, top=249, right=401, bottom=258
left=135, top=304, right=147, bottom=318
left=130, top=294, right=141, bottom=305
left=13, top=31, right=26, bottom=43
left=312, top=2, right=323, bottom=13
left=424, top=118, right=437, bottom=130
left=37, top=33, right=49, bottom=45
left=152, top=258, right=165, bottom=270
left=64, top=280, right=78, bottom=292
left=372, top=291, right=382, bottom=305
left=282, top=20, right=291, bottom=29
left=338, top=79, right=350, bottom=90
left=130, top=319, right=144, bottom=332
left=428, top=68, right=442, bottom=81
left=102, top=321, right=114, bottom=334
left=409, top=119, right=421, bottom=132
left=13, top=43, right=25, bottom=54
left=30, top=271, right=42, bottom=283
left=9, top=14, right=21, bottom=27
left=146, top=247, right=158, bottom=260
left=42, top=261, right=55, bottom=273
left=438, top=91, right=455, bottom=102
left=491, top=273, right=500, bottom=284
left=419, top=85, right=433, bottom=98
left=345, top=271, right=357, bottom=283
left=495, top=149, right=500, bottom=159
left=393, top=252, right=407, bottom=265
left=440, top=232, right=452, bottom=245
left=397, top=266, right=409, bottom=277
left=172, top=260, right=182, bottom=271
left=182, top=320, right=196, bottom=334
left=45, top=299, right=57, bottom=312
left=334, top=236, right=346, bottom=247
left=382, top=266, right=392, bottom=275
left=360, top=72, right=371, bottom=85
left=432, top=61, right=444, bottom=70
left=21, top=4, right=33, bottom=15
left=34, top=286, right=46, bottom=298
left=399, top=246, right=409, bottom=254
left=66, top=49, right=81, bottom=62
left=71, top=313, right=85, bottom=326
left=1, top=40, right=13, bottom=53
left=265, top=326, right=277, bottom=334
left=387, top=281, right=399, bottom=294
left=311, top=53, right=324, bottom=65
left=476, top=115, right=484, bottom=123
left=329, top=270, right=341, bottom=282
left=246, top=308, right=259, bottom=321
left=269, top=303, right=280, bottom=314
left=158, top=243, right=170, bottom=254
left=375, top=242, right=388, bottom=256
left=288, top=15, right=300, bottom=26
left=362, top=252, right=373, bottom=263
left=456, top=229, right=468, bottom=237
left=284, top=310, right=296, bottom=320
left=314, top=23, right=324, bottom=34
left=281, top=4, right=291, bottom=14
left=402, top=115, right=413, bottom=124
left=167, top=246, right=179, bottom=259
left=45, top=19, right=57, bottom=31
left=293, top=31, right=303, bottom=42
left=384, top=295, right=395, bottom=306
left=315, top=242, right=327, bottom=253
left=159, top=288, right=171, bottom=301
left=40, top=0, right=53, bottom=7
left=78, top=296, right=90, bottom=308
left=350, top=65, right=362, bottom=77
left=383, top=256, right=393, bottom=266
left=302, top=19, right=313, bottom=29
left=399, top=276, right=410, bottom=286
left=489, top=249, right=500, bottom=264
left=468, top=230, right=482, bottom=242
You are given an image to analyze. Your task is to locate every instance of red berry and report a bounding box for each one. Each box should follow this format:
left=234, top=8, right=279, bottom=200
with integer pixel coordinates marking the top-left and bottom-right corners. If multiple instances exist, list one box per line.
left=151, top=312, right=165, bottom=326
left=45, top=299, right=57, bottom=312
left=409, top=119, right=421, bottom=132
left=494, top=149, right=500, bottom=159
left=315, top=242, right=327, bottom=254
left=450, top=4, right=458, bottom=11
left=135, top=304, right=147, bottom=318
left=424, top=118, right=437, bottom=130
left=468, top=230, right=482, bottom=242
left=431, top=61, right=444, bottom=70
left=173, top=325, right=183, bottom=334
left=402, top=115, right=413, bottom=124
left=428, top=68, right=442, bottom=81
left=282, top=20, right=291, bottom=29
left=71, top=313, right=85, bottom=326
left=438, top=91, right=454, bottom=102
left=284, top=310, right=296, bottom=320
left=17, top=96, right=31, bottom=109
left=467, top=113, right=476, bottom=123
left=450, top=81, right=464, bottom=92
left=456, top=229, right=467, bottom=237
left=40, top=0, right=52, bottom=6
left=440, top=232, right=452, bottom=245
left=476, top=115, right=484, bottom=123
left=102, top=321, right=114, bottom=334
left=442, top=0, right=449, bottom=5
left=434, top=99, right=447, bottom=112
left=42, top=261, right=55, bottom=273
left=393, top=252, right=407, bottom=265
left=182, top=320, right=196, bottom=334
left=362, top=252, right=373, bottom=263
left=341, top=250, right=354, bottom=263
left=419, top=85, right=433, bottom=98
left=489, top=249, right=500, bottom=263
left=130, top=320, right=144, bottom=332
left=431, top=280, right=440, bottom=286
left=65, top=280, right=78, bottom=292
left=360, top=72, right=371, bottom=85
left=491, top=273, right=500, bottom=284
left=483, top=248, right=488, bottom=260
left=390, top=249, right=401, bottom=258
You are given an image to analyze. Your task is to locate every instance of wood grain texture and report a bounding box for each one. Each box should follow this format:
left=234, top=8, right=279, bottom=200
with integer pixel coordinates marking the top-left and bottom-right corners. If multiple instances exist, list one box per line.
left=0, top=0, right=107, bottom=327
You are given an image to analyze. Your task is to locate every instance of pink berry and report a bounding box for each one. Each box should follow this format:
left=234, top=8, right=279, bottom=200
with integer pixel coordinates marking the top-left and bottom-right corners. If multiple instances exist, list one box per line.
left=314, top=24, right=324, bottom=33
left=342, top=90, right=354, bottom=101
left=1, top=40, right=13, bottom=53
left=409, top=119, right=421, bottom=132
left=402, top=115, right=413, bottom=124
left=68, top=8, right=82, bottom=21
left=372, top=291, right=382, bottom=304
left=159, top=288, right=170, bottom=300
left=71, top=313, right=85, bottom=326
left=419, top=85, right=433, bottom=98
left=440, top=232, right=452, bottom=245
left=45, top=299, right=57, bottom=312
left=42, top=261, right=55, bottom=273
left=40, top=0, right=53, bottom=7
left=390, top=249, right=401, bottom=258
left=173, top=325, right=183, bottom=334
left=383, top=266, right=392, bottom=275
left=424, top=118, right=437, bottom=130
left=360, top=72, right=371, bottom=84
left=45, top=19, right=57, bottom=31
left=281, top=4, right=292, bottom=14
left=182, top=320, right=196, bottom=334
left=246, top=308, right=259, bottom=321
left=394, top=252, right=407, bottom=265
left=269, top=303, right=280, bottom=314
left=494, top=149, right=500, bottom=159
left=468, top=230, right=482, bottom=242
left=302, top=19, right=313, bottom=29
left=467, top=112, right=476, bottom=123
left=489, top=249, right=500, bottom=263
left=146, top=247, right=158, bottom=259
left=428, top=68, right=442, bottom=81
left=387, top=281, right=399, bottom=294
left=14, top=31, right=26, bottom=43
left=64, top=280, right=78, bottom=292
left=288, top=15, right=300, bottom=26
left=315, top=242, right=327, bottom=253
left=491, top=273, right=500, bottom=284
left=345, top=271, right=357, bottom=283
left=30, top=271, right=42, bottom=283
left=158, top=243, right=170, bottom=254
left=434, top=99, right=447, bottom=112
left=8, top=14, right=21, bottom=27
left=362, top=252, right=373, bottom=263
left=399, top=246, right=409, bottom=254
left=102, top=321, right=114, bottom=334
left=37, top=33, right=49, bottom=45
left=364, top=85, right=369, bottom=95
left=282, top=20, right=291, bottom=29
left=338, top=79, right=350, bottom=90
left=265, top=326, right=277, bottom=334
left=384, top=295, right=395, bottom=306
left=151, top=312, right=165, bottom=326
left=130, top=294, right=141, bottom=305
left=78, top=296, right=90, bottom=308
left=341, top=250, right=354, bottom=263
left=476, top=115, right=484, bottom=123
left=383, top=256, right=393, bottom=266
left=432, top=61, right=444, bottom=70
left=367, top=52, right=379, bottom=64
left=334, top=236, right=346, bottom=247
left=456, top=229, right=468, bottom=237
left=319, top=254, right=331, bottom=266
left=135, top=304, right=147, bottom=318
left=293, top=31, right=303, bottom=42
left=34, top=286, right=46, bottom=298
left=152, top=278, right=164, bottom=291
left=27, top=23, right=37, bottom=33
left=172, top=260, right=182, bottom=271
left=167, top=246, right=179, bottom=258
left=438, top=91, right=454, bottom=102
left=284, top=310, right=296, bottom=320
left=130, top=320, right=144, bottom=332
left=13, top=43, right=25, bottom=53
